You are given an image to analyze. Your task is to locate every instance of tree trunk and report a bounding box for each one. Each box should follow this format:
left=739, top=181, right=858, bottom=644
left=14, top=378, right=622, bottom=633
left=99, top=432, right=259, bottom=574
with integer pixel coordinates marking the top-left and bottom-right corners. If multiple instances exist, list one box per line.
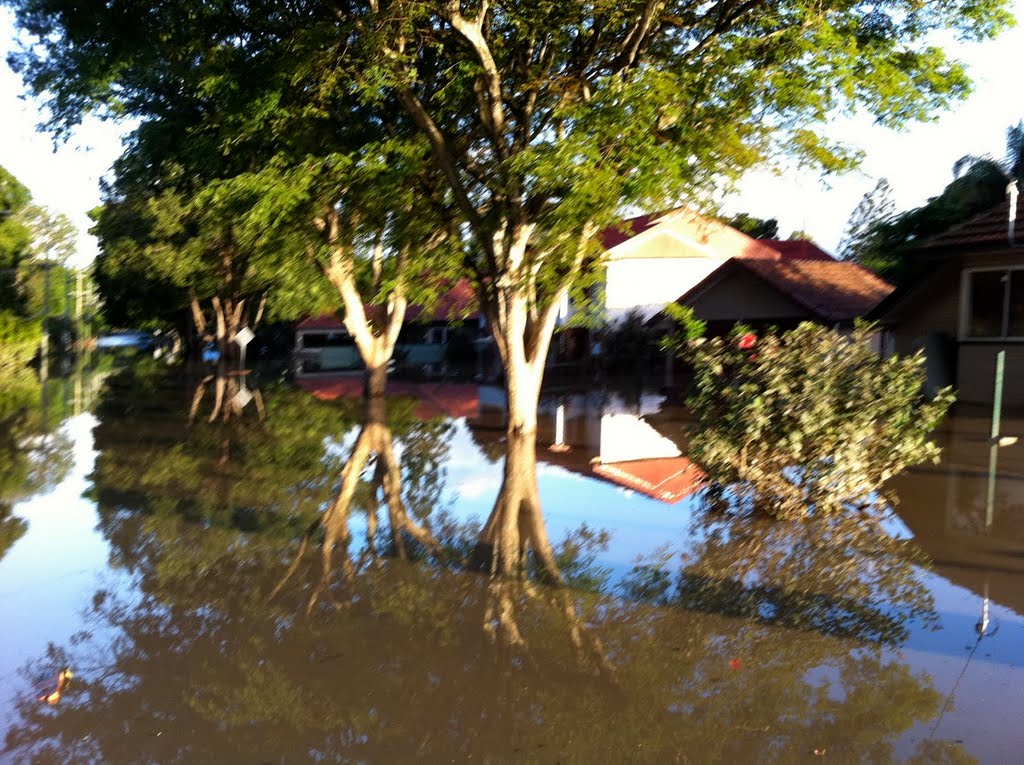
left=365, top=363, right=389, bottom=400
left=324, top=251, right=407, bottom=400
left=504, top=356, right=543, bottom=437
left=474, top=430, right=616, bottom=673
left=475, top=430, right=563, bottom=583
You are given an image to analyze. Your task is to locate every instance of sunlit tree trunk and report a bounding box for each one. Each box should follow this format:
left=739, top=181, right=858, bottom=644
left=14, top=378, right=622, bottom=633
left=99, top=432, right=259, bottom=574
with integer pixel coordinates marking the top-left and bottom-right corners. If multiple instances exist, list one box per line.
left=477, top=431, right=563, bottom=583
left=275, top=392, right=436, bottom=611
left=319, top=209, right=408, bottom=399
left=475, top=431, right=616, bottom=675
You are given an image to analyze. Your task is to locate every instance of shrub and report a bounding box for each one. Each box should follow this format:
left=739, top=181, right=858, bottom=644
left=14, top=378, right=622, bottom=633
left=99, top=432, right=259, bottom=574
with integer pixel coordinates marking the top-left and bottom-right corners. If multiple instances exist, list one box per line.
left=684, top=321, right=954, bottom=519
left=0, top=312, right=40, bottom=373
left=601, top=309, right=661, bottom=371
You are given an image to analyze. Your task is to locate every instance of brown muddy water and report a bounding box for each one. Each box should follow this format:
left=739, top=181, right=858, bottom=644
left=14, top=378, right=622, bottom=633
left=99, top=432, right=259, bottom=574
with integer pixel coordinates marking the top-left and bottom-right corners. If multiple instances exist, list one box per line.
left=1, top=367, right=1023, bottom=763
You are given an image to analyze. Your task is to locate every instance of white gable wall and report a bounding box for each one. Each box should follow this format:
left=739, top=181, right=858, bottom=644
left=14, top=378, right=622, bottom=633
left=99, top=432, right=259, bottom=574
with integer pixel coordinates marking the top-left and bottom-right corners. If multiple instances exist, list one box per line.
left=604, top=255, right=727, bottom=321
left=558, top=220, right=755, bottom=325
left=602, top=228, right=732, bottom=322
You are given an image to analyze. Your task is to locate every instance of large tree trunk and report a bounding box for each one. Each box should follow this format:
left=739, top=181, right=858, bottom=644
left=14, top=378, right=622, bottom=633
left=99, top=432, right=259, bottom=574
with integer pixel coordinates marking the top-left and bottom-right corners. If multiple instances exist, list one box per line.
left=504, top=354, right=543, bottom=437
left=365, top=362, right=389, bottom=399
left=276, top=393, right=437, bottom=612
left=476, top=430, right=563, bottom=583
left=475, top=429, right=615, bottom=675
left=479, top=223, right=590, bottom=439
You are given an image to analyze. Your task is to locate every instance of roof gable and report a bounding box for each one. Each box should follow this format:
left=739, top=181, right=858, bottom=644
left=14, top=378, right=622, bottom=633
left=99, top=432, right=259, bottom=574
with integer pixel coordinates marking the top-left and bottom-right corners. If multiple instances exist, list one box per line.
left=668, top=258, right=894, bottom=323
left=601, top=209, right=783, bottom=261
left=735, top=259, right=894, bottom=321
left=601, top=210, right=836, bottom=263
left=917, top=194, right=1023, bottom=251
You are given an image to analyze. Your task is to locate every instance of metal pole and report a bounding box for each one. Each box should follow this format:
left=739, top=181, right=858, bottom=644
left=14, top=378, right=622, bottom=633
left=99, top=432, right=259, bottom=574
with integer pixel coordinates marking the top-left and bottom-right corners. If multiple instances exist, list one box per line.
left=985, top=350, right=1006, bottom=528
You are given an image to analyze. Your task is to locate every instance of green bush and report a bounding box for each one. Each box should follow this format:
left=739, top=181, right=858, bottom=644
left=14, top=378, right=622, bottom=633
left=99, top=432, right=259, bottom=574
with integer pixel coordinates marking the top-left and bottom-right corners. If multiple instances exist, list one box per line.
left=0, top=312, right=40, bottom=372
left=684, top=321, right=954, bottom=519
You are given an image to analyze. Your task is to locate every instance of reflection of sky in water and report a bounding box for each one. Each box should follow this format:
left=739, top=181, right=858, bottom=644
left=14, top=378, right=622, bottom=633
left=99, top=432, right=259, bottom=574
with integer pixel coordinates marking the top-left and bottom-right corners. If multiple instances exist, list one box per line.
left=0, top=415, right=134, bottom=726
left=3, top=390, right=1024, bottom=760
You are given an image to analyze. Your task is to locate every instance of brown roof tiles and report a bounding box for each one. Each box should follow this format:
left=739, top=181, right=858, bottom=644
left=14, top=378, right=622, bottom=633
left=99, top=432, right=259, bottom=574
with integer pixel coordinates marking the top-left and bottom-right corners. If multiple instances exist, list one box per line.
left=733, top=259, right=894, bottom=321
left=918, top=194, right=1024, bottom=251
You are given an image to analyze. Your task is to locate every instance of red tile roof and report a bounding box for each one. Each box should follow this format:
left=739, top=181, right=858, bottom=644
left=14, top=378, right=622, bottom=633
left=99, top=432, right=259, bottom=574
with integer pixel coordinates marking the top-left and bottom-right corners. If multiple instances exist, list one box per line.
left=592, top=457, right=704, bottom=504
left=296, top=279, right=480, bottom=331
left=405, top=279, right=478, bottom=322
left=917, top=195, right=1024, bottom=251
left=600, top=210, right=833, bottom=262
left=600, top=211, right=665, bottom=250
left=733, top=259, right=894, bottom=321
left=761, top=239, right=836, bottom=261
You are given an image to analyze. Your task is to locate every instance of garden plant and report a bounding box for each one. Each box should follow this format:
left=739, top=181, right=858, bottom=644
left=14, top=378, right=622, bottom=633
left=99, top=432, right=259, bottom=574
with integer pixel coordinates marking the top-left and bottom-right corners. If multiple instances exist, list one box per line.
left=680, top=319, right=955, bottom=519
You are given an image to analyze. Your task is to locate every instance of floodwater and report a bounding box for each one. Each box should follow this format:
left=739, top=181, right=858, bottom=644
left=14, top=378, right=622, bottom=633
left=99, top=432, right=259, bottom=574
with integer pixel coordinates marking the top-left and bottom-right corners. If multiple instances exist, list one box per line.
left=1, top=365, right=1023, bottom=763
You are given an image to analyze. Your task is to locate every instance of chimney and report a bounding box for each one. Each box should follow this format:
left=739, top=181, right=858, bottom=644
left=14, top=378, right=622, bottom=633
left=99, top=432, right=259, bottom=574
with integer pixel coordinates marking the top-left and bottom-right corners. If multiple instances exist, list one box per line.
left=1008, top=180, right=1019, bottom=246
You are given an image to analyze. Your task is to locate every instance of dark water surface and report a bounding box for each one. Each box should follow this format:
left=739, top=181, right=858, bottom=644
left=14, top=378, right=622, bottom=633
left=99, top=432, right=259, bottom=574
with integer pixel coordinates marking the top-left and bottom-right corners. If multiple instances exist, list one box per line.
left=1, top=367, right=1023, bottom=763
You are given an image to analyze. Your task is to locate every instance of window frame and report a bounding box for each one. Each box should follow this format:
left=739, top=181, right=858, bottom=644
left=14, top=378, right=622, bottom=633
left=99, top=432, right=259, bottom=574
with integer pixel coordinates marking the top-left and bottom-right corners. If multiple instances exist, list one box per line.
left=959, top=266, right=1024, bottom=342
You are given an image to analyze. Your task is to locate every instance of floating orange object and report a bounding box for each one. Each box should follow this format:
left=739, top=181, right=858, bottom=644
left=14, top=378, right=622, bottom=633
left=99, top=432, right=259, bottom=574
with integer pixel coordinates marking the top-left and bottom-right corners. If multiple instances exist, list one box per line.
left=38, top=668, right=73, bottom=705
left=729, top=658, right=742, bottom=671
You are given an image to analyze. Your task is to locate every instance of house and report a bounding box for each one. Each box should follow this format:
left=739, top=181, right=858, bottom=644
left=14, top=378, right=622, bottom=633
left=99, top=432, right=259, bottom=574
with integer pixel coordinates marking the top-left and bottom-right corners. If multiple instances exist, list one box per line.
left=292, top=280, right=483, bottom=377
left=874, top=192, right=1024, bottom=405
left=659, top=256, right=895, bottom=336
left=551, top=208, right=851, bottom=368
left=629, top=231, right=894, bottom=387
left=594, top=209, right=768, bottom=324
left=561, top=208, right=837, bottom=327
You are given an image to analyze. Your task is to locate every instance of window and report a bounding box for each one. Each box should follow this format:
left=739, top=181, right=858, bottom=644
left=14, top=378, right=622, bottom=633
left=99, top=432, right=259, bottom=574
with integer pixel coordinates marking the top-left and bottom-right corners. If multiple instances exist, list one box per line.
left=962, top=268, right=1024, bottom=340
left=425, top=327, right=449, bottom=345
left=301, top=331, right=355, bottom=348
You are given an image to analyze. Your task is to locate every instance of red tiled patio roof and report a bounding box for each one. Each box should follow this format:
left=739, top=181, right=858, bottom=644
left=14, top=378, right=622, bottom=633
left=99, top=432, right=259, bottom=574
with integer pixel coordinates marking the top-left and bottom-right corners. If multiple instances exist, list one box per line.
left=592, top=457, right=705, bottom=504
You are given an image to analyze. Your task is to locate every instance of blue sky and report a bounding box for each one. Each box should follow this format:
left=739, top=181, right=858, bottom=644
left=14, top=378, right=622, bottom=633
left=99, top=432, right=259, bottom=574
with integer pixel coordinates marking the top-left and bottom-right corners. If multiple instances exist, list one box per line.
left=1, top=4, right=1022, bottom=266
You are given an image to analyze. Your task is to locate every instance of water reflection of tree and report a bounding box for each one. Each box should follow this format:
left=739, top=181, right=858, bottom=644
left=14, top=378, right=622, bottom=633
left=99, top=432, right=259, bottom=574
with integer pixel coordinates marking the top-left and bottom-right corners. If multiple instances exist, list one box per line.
left=276, top=392, right=454, bottom=612
left=0, top=369, right=73, bottom=561
left=87, top=369, right=359, bottom=599
left=620, top=503, right=939, bottom=647
left=3, top=377, right=967, bottom=762
left=5, top=530, right=964, bottom=761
